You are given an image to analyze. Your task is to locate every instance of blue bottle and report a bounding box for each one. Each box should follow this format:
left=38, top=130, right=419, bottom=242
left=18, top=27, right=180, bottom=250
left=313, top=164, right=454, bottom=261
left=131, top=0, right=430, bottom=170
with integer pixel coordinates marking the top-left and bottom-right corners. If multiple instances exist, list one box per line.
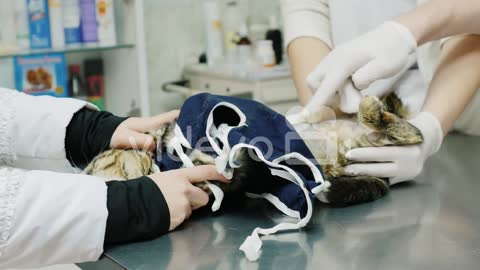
left=27, top=0, right=52, bottom=49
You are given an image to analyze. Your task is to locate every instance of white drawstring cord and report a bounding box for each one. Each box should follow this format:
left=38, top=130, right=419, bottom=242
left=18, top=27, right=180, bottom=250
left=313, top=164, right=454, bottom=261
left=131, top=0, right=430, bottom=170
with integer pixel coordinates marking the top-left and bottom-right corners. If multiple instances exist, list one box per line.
left=170, top=103, right=325, bottom=262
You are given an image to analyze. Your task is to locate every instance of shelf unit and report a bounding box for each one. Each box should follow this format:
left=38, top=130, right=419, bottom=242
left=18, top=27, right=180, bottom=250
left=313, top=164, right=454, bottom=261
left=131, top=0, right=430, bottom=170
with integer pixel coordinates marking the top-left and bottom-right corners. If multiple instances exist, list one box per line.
left=0, top=0, right=150, bottom=117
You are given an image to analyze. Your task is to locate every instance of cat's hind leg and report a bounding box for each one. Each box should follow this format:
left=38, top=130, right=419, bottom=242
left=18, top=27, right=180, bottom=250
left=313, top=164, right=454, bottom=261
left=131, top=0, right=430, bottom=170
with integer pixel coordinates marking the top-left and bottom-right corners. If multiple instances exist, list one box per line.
left=320, top=176, right=390, bottom=207
left=358, top=96, right=423, bottom=145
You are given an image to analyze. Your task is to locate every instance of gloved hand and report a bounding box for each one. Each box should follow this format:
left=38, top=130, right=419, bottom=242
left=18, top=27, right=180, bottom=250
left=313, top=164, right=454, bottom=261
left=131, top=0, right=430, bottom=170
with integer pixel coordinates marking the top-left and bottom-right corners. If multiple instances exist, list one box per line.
left=344, top=112, right=444, bottom=185
left=304, top=21, right=417, bottom=116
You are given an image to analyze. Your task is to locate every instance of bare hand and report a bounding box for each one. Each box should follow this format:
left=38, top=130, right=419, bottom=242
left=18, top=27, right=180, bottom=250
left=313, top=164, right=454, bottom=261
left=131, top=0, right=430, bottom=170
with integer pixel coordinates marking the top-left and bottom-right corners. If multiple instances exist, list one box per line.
left=148, top=165, right=229, bottom=231
left=110, top=110, right=180, bottom=152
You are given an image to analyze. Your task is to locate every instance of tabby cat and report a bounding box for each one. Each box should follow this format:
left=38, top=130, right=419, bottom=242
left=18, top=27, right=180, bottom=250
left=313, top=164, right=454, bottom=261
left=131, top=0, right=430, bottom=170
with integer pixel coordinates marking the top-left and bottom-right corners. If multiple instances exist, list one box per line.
left=84, top=94, right=422, bottom=207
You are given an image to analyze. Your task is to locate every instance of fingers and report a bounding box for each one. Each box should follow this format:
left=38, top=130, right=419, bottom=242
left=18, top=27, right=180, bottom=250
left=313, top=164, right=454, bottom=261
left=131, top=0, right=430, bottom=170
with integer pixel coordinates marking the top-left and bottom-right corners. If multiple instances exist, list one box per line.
left=110, top=130, right=156, bottom=151
left=127, top=110, right=180, bottom=132
left=346, top=147, right=409, bottom=162
left=352, top=60, right=400, bottom=90
left=177, top=165, right=229, bottom=183
left=149, top=110, right=180, bottom=128
left=305, top=69, right=347, bottom=113
left=344, top=163, right=397, bottom=178
left=306, top=64, right=326, bottom=91
left=353, top=53, right=417, bottom=90
left=338, top=81, right=362, bottom=114
left=187, top=185, right=210, bottom=210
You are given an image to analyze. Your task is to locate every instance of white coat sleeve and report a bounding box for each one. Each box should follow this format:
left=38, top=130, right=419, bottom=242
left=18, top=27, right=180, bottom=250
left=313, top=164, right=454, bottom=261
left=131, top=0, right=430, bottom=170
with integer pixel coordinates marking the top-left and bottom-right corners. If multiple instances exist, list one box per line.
left=280, top=0, right=333, bottom=48
left=2, top=87, right=95, bottom=172
left=0, top=88, right=108, bottom=268
left=0, top=167, right=108, bottom=269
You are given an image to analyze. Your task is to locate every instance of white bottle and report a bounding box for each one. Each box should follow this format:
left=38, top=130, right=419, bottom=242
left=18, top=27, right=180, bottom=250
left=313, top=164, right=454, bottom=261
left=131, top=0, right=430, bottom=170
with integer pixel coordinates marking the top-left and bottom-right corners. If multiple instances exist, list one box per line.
left=0, top=1, right=17, bottom=52
left=223, top=1, right=242, bottom=53
left=95, top=0, right=117, bottom=46
left=15, top=0, right=30, bottom=50
left=63, top=0, right=82, bottom=46
left=203, top=1, right=224, bottom=66
left=49, top=0, right=66, bottom=48
left=256, top=40, right=275, bottom=68
left=236, top=23, right=252, bottom=61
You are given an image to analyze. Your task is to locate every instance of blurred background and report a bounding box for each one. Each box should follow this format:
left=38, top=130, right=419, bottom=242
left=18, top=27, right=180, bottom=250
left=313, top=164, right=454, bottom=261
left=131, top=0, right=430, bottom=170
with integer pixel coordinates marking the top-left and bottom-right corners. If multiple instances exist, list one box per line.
left=0, top=0, right=295, bottom=120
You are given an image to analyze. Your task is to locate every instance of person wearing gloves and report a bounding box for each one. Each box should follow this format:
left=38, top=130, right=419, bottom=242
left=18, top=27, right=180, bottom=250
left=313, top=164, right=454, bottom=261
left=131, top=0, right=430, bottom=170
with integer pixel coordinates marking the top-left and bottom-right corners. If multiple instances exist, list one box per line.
left=0, top=88, right=227, bottom=269
left=281, top=0, right=480, bottom=185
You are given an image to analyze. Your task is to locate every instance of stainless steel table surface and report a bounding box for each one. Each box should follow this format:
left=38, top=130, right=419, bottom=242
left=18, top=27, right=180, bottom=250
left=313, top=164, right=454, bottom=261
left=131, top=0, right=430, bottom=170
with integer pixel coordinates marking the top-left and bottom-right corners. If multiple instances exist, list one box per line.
left=78, top=134, right=480, bottom=270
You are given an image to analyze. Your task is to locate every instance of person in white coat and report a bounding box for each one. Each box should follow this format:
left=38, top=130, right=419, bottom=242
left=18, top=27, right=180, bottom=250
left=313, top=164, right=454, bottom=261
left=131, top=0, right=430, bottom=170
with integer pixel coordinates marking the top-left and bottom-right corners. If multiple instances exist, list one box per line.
left=0, top=88, right=227, bottom=269
left=281, top=0, right=480, bottom=185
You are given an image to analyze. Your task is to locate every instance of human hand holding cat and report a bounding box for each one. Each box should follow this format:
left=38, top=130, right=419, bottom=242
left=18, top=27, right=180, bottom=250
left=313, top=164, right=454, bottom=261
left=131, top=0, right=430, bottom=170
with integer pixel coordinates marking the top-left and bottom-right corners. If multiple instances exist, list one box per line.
left=302, top=21, right=417, bottom=117
left=148, top=165, right=229, bottom=231
left=110, top=110, right=180, bottom=152
left=344, top=112, right=444, bottom=185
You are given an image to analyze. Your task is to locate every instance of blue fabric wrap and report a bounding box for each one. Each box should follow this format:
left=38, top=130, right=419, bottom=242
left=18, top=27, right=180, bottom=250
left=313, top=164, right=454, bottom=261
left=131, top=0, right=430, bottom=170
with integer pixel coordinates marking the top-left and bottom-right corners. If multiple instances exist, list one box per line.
left=156, top=93, right=324, bottom=218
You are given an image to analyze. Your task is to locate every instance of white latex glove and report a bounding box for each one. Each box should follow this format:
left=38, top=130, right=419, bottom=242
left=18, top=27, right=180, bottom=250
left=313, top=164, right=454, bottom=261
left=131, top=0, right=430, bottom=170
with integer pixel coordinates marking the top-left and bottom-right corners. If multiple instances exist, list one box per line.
left=304, top=21, right=417, bottom=116
left=344, top=112, right=444, bottom=185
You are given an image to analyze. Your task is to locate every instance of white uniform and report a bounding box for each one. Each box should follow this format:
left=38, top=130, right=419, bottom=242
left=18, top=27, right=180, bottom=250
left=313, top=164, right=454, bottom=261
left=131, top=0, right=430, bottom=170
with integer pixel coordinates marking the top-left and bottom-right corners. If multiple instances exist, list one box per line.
left=0, top=88, right=108, bottom=269
left=281, top=0, right=480, bottom=135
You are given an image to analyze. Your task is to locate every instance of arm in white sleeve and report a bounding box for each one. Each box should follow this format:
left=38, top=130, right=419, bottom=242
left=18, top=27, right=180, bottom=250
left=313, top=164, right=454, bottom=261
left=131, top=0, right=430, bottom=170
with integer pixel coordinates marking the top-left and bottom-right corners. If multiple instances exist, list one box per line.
left=398, top=0, right=480, bottom=46
left=281, top=0, right=332, bottom=48
left=0, top=88, right=93, bottom=171
left=281, top=0, right=334, bottom=106
left=0, top=167, right=108, bottom=269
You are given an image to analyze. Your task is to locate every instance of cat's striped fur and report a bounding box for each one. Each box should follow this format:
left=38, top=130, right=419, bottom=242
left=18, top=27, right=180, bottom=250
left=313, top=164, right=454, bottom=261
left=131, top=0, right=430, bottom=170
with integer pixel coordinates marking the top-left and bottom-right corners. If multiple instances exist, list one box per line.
left=84, top=94, right=423, bottom=207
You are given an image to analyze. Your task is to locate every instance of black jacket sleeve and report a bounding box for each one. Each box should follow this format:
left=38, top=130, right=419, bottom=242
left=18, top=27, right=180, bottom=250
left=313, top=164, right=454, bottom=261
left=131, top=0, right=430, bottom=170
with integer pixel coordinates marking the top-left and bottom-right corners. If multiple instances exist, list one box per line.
left=66, top=109, right=170, bottom=244
left=65, top=108, right=127, bottom=167
left=104, top=176, right=170, bottom=244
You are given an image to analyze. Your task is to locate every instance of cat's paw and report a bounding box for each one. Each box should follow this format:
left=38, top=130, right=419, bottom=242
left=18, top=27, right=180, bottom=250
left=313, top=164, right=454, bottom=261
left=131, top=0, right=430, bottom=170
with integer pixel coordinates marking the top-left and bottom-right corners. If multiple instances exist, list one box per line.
left=190, top=149, right=216, bottom=166
left=358, top=96, right=386, bottom=130
left=320, top=176, right=389, bottom=207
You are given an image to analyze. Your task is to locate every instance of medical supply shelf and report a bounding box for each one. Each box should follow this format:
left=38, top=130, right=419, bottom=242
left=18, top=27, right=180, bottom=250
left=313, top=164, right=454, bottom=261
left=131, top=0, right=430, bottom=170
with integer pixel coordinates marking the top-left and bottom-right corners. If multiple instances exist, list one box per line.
left=0, top=43, right=135, bottom=59
left=0, top=0, right=150, bottom=117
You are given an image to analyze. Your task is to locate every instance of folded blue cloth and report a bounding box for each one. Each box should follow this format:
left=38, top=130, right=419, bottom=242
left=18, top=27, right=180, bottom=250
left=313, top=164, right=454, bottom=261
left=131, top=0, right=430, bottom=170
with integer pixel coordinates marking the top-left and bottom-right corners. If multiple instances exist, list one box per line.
left=155, top=93, right=327, bottom=261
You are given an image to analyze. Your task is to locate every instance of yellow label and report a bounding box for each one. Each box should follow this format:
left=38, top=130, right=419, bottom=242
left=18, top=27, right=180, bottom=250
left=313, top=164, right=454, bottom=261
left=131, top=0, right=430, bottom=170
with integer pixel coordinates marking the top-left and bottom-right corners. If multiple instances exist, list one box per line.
left=48, top=0, right=62, bottom=7
left=213, top=20, right=222, bottom=30
left=97, top=0, right=107, bottom=16
left=55, top=86, right=64, bottom=95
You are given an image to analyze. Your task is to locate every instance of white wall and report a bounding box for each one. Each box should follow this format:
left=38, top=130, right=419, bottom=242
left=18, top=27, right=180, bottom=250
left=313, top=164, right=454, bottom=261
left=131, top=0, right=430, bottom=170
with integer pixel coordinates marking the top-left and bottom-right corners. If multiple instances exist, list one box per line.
left=144, top=0, right=279, bottom=115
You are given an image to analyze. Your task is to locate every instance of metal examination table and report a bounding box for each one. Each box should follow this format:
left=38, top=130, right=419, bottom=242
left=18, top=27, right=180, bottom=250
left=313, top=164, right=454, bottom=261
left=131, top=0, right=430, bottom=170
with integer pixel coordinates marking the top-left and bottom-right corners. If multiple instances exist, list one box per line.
left=78, top=134, right=480, bottom=270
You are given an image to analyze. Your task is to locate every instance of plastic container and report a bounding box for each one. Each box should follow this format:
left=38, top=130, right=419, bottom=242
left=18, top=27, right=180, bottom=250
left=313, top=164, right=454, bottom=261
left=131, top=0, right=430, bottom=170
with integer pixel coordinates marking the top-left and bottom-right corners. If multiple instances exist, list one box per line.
left=96, top=0, right=117, bottom=46
left=49, top=0, right=66, bottom=48
left=223, top=1, right=242, bottom=53
left=84, top=58, right=105, bottom=110
left=256, top=40, right=276, bottom=68
left=265, top=15, right=283, bottom=64
left=80, top=0, right=98, bottom=44
left=0, top=1, right=17, bottom=53
left=236, top=23, right=252, bottom=61
left=68, top=64, right=87, bottom=100
left=63, top=0, right=82, bottom=45
left=27, top=0, right=52, bottom=49
left=203, top=1, right=224, bottom=66
left=15, top=1, right=30, bottom=50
